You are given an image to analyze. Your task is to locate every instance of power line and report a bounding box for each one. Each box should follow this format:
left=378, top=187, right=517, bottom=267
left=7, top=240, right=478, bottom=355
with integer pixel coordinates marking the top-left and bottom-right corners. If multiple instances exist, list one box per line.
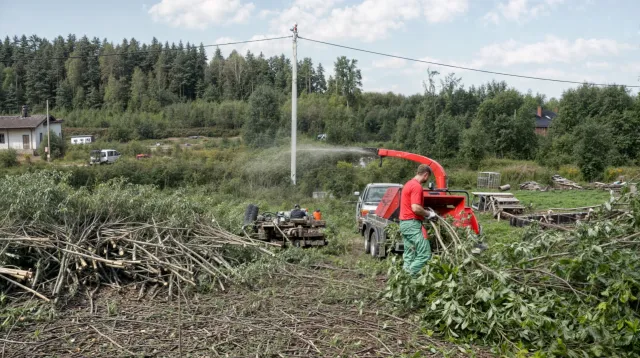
left=299, top=36, right=640, bottom=88
left=1, top=36, right=292, bottom=63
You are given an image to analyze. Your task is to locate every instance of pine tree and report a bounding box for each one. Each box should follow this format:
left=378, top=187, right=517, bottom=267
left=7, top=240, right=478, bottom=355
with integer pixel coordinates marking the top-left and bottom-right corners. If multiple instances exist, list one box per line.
left=129, top=67, right=147, bottom=110
left=55, top=79, right=73, bottom=110
left=314, top=63, right=326, bottom=93
left=298, top=58, right=315, bottom=94
left=223, top=50, right=246, bottom=100
left=86, top=86, right=102, bottom=109
left=25, top=38, right=53, bottom=108
left=72, top=86, right=85, bottom=109
left=205, top=48, right=225, bottom=101
left=103, top=75, right=125, bottom=111
left=1, top=37, right=13, bottom=67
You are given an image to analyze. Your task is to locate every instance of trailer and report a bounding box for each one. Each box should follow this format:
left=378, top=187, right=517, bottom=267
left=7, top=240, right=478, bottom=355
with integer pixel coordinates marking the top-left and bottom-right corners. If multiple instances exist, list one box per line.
left=471, top=192, right=525, bottom=216
left=359, top=149, right=481, bottom=258
left=243, top=205, right=327, bottom=248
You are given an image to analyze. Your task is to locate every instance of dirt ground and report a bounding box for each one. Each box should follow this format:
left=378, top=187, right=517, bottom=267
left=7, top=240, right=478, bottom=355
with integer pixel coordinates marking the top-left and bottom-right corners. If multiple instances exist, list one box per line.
left=1, top=241, right=488, bottom=358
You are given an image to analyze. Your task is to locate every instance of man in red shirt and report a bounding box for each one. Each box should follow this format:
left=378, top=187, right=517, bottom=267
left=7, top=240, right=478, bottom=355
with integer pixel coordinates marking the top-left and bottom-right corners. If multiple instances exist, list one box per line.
left=400, top=164, right=437, bottom=276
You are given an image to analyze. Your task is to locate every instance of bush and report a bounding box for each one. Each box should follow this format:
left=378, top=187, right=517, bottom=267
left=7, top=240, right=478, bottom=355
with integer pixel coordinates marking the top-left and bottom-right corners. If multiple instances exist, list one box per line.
left=0, top=149, right=19, bottom=168
left=384, top=194, right=640, bottom=357
left=37, top=132, right=66, bottom=160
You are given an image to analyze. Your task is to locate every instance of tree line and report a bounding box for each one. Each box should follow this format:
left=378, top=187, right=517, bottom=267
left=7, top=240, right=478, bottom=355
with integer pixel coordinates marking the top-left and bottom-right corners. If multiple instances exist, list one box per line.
left=0, top=34, right=329, bottom=112
left=1, top=34, right=639, bottom=180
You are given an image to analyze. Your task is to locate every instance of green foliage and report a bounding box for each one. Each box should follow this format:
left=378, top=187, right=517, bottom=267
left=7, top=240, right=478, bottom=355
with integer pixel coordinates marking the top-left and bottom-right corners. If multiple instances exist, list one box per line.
left=2, top=32, right=640, bottom=176
left=384, top=193, right=640, bottom=357
left=433, top=114, right=462, bottom=159
left=322, top=161, right=360, bottom=198
left=37, top=132, right=66, bottom=160
left=459, top=119, right=490, bottom=169
left=575, top=118, right=612, bottom=181
left=243, top=86, right=282, bottom=148
left=0, top=148, right=18, bottom=168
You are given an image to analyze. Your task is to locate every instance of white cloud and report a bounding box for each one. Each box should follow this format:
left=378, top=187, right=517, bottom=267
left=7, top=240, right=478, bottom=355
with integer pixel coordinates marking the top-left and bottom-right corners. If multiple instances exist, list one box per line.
left=483, top=11, right=500, bottom=24
left=372, top=57, right=407, bottom=69
left=622, top=62, right=640, bottom=73
left=270, top=0, right=468, bottom=42
left=475, top=36, right=636, bottom=67
left=498, top=0, right=528, bottom=21
left=422, top=0, right=469, bottom=23
left=484, top=0, right=564, bottom=24
left=258, top=9, right=277, bottom=19
left=524, top=68, right=609, bottom=84
left=148, top=0, right=255, bottom=29
left=584, top=61, right=611, bottom=70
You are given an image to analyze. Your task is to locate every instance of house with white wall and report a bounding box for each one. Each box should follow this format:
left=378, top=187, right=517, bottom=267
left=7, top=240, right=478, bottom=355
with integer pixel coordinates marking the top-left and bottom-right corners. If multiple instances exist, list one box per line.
left=0, top=107, right=63, bottom=154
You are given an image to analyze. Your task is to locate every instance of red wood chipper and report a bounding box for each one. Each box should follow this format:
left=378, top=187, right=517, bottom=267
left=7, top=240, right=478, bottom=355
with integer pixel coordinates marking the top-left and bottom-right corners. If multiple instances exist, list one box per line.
left=359, top=148, right=481, bottom=257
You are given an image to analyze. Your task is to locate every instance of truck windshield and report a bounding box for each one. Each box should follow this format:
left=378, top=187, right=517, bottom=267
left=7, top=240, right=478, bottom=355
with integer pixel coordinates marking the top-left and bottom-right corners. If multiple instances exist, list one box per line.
left=364, top=187, right=390, bottom=204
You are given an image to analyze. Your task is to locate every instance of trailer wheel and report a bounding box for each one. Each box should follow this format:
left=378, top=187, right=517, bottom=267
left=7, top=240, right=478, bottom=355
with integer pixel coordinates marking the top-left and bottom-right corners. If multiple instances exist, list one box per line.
left=243, top=204, right=259, bottom=225
left=364, top=229, right=372, bottom=253
left=370, top=230, right=380, bottom=257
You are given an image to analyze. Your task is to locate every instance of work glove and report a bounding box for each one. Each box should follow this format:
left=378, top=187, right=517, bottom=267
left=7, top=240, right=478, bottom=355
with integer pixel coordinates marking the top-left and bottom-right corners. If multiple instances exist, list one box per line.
left=426, top=210, right=438, bottom=222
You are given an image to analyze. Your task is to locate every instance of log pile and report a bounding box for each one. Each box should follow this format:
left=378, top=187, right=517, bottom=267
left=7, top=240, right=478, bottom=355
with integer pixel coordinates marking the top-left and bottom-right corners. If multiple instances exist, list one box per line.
left=593, top=181, right=626, bottom=192
left=519, top=181, right=547, bottom=191
left=552, top=175, right=583, bottom=190
left=0, top=219, right=271, bottom=301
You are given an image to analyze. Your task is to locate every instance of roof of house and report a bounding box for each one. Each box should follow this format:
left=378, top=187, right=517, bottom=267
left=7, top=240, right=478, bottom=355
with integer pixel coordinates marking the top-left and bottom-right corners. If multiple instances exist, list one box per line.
left=534, top=109, right=557, bottom=128
left=0, top=115, right=63, bottom=129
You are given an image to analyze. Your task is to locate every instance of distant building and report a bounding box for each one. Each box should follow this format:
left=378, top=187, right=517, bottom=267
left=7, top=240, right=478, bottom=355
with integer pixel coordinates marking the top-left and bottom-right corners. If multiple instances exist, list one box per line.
left=0, top=106, right=63, bottom=153
left=70, top=135, right=95, bottom=145
left=534, top=106, right=558, bottom=136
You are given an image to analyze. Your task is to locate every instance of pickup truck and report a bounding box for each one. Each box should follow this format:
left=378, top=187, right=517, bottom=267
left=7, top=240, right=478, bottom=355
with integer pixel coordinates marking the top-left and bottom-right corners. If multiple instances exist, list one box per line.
left=354, top=183, right=402, bottom=253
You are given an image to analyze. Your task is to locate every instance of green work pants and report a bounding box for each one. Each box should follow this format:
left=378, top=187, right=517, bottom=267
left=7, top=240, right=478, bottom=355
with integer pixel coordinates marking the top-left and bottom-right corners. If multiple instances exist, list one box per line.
left=400, top=220, right=431, bottom=276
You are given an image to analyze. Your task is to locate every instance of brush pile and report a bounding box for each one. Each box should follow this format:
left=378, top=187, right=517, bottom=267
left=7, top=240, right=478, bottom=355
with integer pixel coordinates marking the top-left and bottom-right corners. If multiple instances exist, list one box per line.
left=385, top=192, right=640, bottom=357
left=0, top=172, right=268, bottom=301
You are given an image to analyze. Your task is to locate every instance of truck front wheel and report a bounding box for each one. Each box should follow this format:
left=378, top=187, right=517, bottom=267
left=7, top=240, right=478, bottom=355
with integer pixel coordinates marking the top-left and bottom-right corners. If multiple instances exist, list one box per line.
left=370, top=230, right=380, bottom=257
left=364, top=228, right=371, bottom=253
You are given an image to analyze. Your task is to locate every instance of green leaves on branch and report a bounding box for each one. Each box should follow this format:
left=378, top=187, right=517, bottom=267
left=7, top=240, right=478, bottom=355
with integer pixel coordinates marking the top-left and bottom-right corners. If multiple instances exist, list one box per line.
left=384, top=193, right=640, bottom=357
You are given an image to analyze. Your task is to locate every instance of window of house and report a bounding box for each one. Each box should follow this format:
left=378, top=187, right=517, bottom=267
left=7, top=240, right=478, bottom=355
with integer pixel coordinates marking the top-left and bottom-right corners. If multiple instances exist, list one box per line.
left=0, top=134, right=4, bottom=144
left=40, top=133, right=43, bottom=143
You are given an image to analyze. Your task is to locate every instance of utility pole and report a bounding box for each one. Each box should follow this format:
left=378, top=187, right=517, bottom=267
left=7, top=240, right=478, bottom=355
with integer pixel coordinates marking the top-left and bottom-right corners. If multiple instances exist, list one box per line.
left=46, top=99, right=50, bottom=163
left=291, top=24, right=298, bottom=185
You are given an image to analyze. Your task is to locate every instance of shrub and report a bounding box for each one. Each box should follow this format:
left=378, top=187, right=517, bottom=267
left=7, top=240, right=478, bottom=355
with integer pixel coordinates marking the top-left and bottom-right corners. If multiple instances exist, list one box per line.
left=37, top=132, right=66, bottom=160
left=0, top=149, right=19, bottom=168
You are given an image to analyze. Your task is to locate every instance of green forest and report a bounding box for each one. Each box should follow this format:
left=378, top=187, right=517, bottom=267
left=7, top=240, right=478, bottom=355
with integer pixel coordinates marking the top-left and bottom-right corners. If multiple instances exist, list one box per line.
left=1, top=34, right=640, bottom=180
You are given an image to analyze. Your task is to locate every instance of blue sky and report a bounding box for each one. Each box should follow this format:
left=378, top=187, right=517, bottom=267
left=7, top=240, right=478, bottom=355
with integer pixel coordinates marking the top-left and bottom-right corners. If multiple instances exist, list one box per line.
left=1, top=0, right=639, bottom=99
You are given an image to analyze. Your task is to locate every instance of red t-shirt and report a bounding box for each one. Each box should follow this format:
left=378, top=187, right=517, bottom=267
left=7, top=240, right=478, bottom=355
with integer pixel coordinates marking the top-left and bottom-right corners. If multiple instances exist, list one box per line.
left=400, top=178, right=424, bottom=221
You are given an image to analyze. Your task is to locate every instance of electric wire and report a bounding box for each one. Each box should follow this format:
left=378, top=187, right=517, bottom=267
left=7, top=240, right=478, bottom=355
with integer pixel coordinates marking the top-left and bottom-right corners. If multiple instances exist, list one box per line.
left=299, top=36, right=640, bottom=88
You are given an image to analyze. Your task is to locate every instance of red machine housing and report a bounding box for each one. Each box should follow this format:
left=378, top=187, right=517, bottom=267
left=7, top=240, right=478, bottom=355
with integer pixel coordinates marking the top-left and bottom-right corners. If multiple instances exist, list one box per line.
left=373, top=149, right=480, bottom=235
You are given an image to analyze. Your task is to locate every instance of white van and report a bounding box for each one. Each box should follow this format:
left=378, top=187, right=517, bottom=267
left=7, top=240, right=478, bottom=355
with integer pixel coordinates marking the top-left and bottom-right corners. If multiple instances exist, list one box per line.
left=90, top=149, right=121, bottom=165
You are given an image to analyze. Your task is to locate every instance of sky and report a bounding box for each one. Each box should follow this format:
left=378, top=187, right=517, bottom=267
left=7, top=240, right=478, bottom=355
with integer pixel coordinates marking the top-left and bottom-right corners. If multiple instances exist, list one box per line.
left=1, top=0, right=639, bottom=99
